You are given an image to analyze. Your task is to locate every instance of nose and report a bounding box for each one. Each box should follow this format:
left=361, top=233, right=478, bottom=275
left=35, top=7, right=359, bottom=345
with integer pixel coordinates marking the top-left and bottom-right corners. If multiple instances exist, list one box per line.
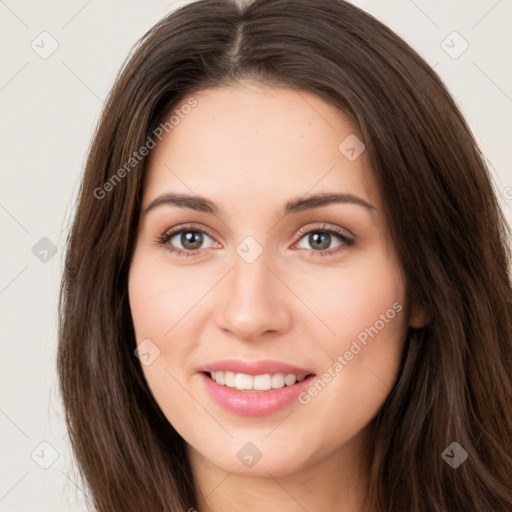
left=213, top=248, right=292, bottom=341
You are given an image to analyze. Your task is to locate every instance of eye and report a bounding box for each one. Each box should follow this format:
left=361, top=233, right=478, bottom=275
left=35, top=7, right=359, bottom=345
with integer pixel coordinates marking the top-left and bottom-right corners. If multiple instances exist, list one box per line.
left=156, top=224, right=218, bottom=257
left=293, top=223, right=354, bottom=256
left=156, top=222, right=354, bottom=258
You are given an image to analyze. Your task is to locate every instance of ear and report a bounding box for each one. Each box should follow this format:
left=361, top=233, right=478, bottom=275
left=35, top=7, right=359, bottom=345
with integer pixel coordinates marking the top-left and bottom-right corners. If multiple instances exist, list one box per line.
left=409, top=302, right=430, bottom=328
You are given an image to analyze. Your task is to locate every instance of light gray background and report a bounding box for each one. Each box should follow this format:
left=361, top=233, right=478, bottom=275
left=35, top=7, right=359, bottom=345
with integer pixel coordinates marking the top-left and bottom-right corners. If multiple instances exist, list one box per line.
left=1, top=1, right=511, bottom=510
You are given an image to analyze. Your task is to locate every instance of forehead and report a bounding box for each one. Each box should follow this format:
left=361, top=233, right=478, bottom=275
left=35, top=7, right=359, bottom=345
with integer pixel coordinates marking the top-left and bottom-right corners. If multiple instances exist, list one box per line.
left=143, top=83, right=380, bottom=215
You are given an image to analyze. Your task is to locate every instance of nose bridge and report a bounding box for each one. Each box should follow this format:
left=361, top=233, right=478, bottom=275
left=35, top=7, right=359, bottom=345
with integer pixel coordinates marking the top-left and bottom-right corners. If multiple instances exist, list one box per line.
left=231, top=246, right=271, bottom=299
left=215, top=240, right=291, bottom=339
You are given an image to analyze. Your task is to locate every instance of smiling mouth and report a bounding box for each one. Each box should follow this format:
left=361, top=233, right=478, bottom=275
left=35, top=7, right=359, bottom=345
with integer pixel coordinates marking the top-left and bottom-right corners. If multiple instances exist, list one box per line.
left=204, top=371, right=315, bottom=391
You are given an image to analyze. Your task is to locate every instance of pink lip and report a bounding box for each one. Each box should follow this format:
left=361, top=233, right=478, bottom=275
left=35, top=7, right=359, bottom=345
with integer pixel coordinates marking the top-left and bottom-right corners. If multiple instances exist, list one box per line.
left=200, top=374, right=315, bottom=416
left=199, top=359, right=313, bottom=376
left=198, top=359, right=315, bottom=416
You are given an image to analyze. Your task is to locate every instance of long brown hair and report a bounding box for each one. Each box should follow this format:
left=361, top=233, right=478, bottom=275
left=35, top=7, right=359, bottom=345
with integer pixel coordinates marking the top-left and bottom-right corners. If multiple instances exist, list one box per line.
left=57, top=0, right=512, bottom=510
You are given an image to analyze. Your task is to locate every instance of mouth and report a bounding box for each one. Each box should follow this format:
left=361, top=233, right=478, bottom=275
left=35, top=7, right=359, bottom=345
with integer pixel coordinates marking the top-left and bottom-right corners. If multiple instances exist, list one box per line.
left=204, top=370, right=313, bottom=391
left=199, top=365, right=316, bottom=416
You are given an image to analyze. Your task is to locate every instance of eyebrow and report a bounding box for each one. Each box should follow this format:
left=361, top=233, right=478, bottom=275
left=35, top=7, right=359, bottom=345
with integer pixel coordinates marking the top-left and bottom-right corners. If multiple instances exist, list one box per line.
left=143, top=192, right=376, bottom=216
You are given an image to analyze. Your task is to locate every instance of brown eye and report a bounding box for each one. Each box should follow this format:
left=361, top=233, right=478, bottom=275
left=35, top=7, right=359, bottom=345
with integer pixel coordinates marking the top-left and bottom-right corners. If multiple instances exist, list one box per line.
left=158, top=226, right=217, bottom=257
left=306, top=232, right=332, bottom=251
left=295, top=224, right=354, bottom=256
left=176, top=231, right=204, bottom=250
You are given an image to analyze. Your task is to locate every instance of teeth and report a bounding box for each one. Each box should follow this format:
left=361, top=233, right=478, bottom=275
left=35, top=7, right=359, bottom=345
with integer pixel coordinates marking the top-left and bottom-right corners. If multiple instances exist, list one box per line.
left=271, top=373, right=285, bottom=388
left=209, top=371, right=309, bottom=391
left=225, top=371, right=236, bottom=388
left=235, top=373, right=253, bottom=390
left=284, top=374, right=297, bottom=386
left=253, top=374, right=272, bottom=391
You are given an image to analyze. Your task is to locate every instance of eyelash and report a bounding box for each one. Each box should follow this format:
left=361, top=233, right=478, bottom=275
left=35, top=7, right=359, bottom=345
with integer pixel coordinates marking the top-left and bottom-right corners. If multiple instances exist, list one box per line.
left=155, top=222, right=355, bottom=258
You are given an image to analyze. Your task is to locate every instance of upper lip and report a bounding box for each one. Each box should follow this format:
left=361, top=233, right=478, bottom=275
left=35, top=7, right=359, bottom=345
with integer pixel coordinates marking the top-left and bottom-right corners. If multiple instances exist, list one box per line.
left=199, top=359, right=314, bottom=376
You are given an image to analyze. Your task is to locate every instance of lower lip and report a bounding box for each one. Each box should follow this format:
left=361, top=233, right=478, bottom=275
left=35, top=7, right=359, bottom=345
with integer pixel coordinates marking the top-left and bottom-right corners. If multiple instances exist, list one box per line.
left=200, top=373, right=315, bottom=416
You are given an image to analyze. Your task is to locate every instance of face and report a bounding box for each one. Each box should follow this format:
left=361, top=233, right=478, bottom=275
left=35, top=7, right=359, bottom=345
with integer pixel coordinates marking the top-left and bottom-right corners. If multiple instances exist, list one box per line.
left=128, top=83, right=419, bottom=479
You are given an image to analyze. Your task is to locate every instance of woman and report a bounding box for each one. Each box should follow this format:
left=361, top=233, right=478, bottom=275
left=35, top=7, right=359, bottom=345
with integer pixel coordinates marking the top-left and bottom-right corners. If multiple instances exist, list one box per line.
left=58, top=0, right=512, bottom=510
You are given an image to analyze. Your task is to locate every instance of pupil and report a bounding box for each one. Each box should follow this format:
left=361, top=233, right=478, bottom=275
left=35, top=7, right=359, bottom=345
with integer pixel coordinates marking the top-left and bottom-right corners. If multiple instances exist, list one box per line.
left=310, top=232, right=330, bottom=250
left=182, top=231, right=202, bottom=250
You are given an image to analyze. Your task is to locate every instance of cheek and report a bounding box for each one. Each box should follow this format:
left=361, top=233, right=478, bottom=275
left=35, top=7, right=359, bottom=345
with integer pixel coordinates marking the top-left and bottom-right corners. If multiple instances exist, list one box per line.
left=127, top=248, right=217, bottom=381
left=128, top=252, right=206, bottom=431
left=292, top=250, right=408, bottom=436
left=128, top=251, right=205, bottom=341
left=293, top=247, right=406, bottom=346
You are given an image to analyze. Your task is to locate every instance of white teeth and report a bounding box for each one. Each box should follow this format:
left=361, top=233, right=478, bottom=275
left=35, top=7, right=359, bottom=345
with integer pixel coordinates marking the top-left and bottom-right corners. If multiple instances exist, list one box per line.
left=284, top=374, right=297, bottom=386
left=225, top=371, right=236, bottom=388
left=235, top=373, right=253, bottom=390
left=253, top=374, right=272, bottom=391
left=209, top=371, right=309, bottom=391
left=215, top=371, right=225, bottom=385
left=271, top=373, right=285, bottom=388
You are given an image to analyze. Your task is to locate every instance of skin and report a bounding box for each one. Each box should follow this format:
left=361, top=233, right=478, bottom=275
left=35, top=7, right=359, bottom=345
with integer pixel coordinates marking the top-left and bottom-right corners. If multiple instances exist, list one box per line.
left=128, top=82, right=427, bottom=512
